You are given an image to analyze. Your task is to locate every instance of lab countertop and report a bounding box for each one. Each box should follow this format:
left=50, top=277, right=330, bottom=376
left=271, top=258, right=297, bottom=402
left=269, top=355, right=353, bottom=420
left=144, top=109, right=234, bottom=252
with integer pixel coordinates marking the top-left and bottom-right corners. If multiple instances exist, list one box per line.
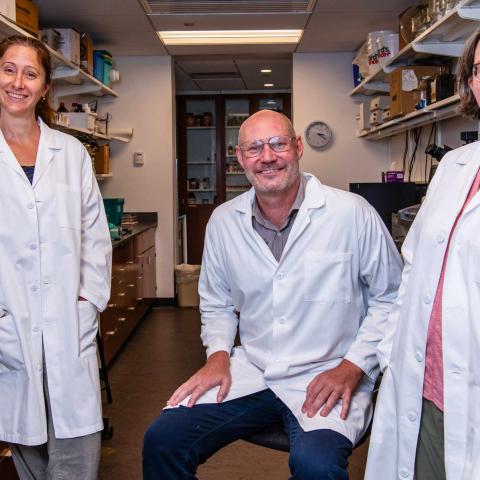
left=111, top=212, right=158, bottom=248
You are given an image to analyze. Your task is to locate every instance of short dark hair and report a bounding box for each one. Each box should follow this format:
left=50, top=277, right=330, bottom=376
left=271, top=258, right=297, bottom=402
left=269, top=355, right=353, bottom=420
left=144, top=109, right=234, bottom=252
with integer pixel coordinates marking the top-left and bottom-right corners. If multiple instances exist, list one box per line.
left=457, top=29, right=480, bottom=119
left=0, top=35, right=55, bottom=126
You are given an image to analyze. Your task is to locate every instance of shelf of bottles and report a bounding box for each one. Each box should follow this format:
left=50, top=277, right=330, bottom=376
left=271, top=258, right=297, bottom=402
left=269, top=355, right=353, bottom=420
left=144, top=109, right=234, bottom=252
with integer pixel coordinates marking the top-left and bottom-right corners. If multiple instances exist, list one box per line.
left=225, top=98, right=251, bottom=200
left=185, top=99, right=217, bottom=205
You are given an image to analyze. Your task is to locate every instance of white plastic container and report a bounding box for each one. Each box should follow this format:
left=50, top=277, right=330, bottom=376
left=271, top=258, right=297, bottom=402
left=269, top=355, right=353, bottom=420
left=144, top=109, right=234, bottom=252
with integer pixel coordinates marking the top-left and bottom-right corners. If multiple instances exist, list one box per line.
left=376, top=32, right=399, bottom=66
left=367, top=31, right=397, bottom=75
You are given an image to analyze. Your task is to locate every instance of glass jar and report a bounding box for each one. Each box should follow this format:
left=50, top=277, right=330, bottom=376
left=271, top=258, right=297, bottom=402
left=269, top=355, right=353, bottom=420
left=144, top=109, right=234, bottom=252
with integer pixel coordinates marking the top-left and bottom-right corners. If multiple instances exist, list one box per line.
left=201, top=112, right=213, bottom=127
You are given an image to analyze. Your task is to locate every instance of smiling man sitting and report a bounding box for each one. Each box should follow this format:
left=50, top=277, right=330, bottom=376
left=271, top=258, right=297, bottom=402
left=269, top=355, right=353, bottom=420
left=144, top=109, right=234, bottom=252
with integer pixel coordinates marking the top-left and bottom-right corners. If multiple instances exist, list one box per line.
left=143, top=110, right=402, bottom=480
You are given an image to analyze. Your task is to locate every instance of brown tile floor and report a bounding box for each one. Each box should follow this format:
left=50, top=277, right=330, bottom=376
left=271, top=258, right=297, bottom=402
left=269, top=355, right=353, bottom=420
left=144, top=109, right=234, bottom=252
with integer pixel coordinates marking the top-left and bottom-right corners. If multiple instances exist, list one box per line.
left=99, top=307, right=369, bottom=479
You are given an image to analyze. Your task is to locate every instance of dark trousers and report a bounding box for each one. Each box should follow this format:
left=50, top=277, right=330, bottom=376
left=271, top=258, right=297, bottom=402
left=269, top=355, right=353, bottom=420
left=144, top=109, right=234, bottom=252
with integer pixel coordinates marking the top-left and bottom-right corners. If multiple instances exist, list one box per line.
left=143, top=389, right=352, bottom=480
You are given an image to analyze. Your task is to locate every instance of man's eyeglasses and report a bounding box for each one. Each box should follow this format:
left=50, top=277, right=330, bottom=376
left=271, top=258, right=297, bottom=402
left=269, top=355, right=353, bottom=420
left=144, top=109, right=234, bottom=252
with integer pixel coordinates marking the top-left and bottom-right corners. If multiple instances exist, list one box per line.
left=472, top=63, right=480, bottom=80
left=239, top=135, right=296, bottom=158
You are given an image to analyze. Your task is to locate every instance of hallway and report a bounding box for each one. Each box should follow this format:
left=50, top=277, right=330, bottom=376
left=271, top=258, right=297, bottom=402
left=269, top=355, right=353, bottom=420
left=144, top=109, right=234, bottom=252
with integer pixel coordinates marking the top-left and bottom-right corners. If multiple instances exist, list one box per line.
left=99, top=307, right=369, bottom=479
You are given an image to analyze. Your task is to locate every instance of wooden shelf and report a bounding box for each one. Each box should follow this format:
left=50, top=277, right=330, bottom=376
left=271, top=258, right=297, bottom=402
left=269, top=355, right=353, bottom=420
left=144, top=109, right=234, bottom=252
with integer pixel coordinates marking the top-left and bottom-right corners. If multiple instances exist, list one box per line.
left=226, top=172, right=245, bottom=175
left=350, top=0, right=480, bottom=97
left=54, top=122, right=132, bottom=143
left=0, top=16, right=117, bottom=98
left=96, top=173, right=113, bottom=181
left=358, top=94, right=460, bottom=140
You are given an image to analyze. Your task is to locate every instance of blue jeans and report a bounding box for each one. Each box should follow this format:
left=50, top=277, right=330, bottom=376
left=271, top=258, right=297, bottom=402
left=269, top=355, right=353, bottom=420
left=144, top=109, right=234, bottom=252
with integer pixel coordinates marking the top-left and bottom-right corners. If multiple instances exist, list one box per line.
left=143, top=389, right=352, bottom=479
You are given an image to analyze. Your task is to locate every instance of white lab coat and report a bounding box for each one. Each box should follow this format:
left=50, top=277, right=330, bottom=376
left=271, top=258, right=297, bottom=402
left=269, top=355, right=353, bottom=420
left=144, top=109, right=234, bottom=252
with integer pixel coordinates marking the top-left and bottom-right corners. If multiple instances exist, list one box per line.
left=0, top=119, right=112, bottom=446
left=192, top=173, right=402, bottom=444
left=365, top=141, right=480, bottom=480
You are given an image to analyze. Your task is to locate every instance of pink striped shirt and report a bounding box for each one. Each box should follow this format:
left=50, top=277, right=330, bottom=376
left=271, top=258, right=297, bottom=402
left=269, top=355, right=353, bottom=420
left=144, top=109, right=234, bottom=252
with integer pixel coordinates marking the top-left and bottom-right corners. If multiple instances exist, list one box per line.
left=423, top=167, right=480, bottom=411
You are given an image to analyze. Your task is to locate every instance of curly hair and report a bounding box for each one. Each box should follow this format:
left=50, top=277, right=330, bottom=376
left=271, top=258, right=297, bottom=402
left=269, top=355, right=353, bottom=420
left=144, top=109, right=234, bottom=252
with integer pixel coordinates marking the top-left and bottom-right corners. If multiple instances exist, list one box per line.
left=0, top=35, right=55, bottom=126
left=457, top=29, right=480, bottom=119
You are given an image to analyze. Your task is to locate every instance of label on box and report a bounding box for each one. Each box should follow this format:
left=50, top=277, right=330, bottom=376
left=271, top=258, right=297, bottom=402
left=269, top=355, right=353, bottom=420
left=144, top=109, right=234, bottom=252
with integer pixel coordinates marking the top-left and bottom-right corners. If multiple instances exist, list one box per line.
left=402, top=70, right=418, bottom=92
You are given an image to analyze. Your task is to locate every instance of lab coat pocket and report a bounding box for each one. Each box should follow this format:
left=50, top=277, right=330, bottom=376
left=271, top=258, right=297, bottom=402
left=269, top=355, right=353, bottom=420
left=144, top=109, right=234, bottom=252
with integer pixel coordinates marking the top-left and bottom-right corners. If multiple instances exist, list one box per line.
left=77, top=301, right=98, bottom=358
left=56, top=184, right=81, bottom=230
left=303, top=251, right=352, bottom=302
left=0, top=313, right=25, bottom=372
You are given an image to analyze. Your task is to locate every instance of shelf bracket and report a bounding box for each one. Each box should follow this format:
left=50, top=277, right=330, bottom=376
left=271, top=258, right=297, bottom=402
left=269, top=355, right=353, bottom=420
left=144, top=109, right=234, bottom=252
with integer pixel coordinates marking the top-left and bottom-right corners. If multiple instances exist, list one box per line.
left=412, top=40, right=465, bottom=57
left=457, top=5, right=480, bottom=20
left=362, top=82, right=390, bottom=94
left=52, top=65, right=81, bottom=82
left=55, top=82, right=104, bottom=97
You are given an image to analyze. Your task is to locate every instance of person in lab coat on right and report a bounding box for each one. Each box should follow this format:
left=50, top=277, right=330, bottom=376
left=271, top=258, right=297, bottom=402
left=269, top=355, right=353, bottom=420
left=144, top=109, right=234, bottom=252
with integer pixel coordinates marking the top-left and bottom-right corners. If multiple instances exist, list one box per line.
left=365, top=29, right=480, bottom=480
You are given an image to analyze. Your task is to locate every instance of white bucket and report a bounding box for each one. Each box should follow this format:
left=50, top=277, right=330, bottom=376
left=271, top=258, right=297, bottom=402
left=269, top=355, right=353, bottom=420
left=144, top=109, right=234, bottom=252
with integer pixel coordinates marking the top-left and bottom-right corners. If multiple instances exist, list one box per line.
left=367, top=30, right=396, bottom=75
left=377, top=32, right=399, bottom=66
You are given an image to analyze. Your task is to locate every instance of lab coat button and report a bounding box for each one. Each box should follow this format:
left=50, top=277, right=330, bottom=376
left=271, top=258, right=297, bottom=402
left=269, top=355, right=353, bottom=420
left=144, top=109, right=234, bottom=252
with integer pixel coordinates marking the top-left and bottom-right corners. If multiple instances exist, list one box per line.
left=32, top=326, right=40, bottom=333
left=423, top=294, right=432, bottom=304
left=277, top=273, right=285, bottom=280
left=31, top=285, right=38, bottom=292
left=399, top=469, right=409, bottom=478
left=278, top=317, right=286, bottom=324
left=42, top=277, right=50, bottom=285
left=37, top=363, right=42, bottom=372
left=407, top=411, right=416, bottom=421
left=29, top=243, right=37, bottom=251
left=27, top=203, right=34, bottom=210
left=415, top=351, right=423, bottom=362
left=436, top=233, right=446, bottom=243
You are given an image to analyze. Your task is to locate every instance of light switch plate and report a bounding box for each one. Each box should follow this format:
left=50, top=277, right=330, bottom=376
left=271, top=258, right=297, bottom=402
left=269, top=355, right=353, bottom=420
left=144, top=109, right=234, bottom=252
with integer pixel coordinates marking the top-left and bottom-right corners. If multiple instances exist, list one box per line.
left=134, top=151, right=145, bottom=166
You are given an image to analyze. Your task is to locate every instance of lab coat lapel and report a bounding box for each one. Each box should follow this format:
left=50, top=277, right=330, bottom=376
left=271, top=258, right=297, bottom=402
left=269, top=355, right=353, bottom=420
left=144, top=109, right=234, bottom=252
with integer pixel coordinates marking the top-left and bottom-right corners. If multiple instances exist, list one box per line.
left=0, top=130, right=25, bottom=179
left=235, top=188, right=279, bottom=267
left=280, top=174, right=325, bottom=262
left=32, top=120, right=62, bottom=188
left=460, top=152, right=480, bottom=217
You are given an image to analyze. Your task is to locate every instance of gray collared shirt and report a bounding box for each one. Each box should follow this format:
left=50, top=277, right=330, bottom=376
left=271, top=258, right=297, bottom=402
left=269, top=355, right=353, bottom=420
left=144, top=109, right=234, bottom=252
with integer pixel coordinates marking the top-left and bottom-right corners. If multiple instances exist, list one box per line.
left=252, top=175, right=307, bottom=262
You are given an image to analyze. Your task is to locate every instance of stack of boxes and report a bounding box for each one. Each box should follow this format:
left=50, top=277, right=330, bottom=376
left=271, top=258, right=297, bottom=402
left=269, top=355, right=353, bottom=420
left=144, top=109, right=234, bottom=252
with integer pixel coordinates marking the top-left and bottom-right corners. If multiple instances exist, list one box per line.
left=369, top=96, right=390, bottom=127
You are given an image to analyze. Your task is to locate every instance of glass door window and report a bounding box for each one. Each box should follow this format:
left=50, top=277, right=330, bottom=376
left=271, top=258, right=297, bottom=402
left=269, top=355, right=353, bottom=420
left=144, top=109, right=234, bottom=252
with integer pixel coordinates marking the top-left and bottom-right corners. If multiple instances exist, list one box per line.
left=225, top=98, right=251, bottom=201
left=185, top=99, right=216, bottom=205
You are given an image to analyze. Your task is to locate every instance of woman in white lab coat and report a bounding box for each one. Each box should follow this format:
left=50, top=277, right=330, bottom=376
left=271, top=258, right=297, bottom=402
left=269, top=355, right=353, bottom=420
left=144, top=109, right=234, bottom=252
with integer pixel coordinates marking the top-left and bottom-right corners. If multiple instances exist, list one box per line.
left=0, top=35, right=111, bottom=479
left=365, top=30, right=480, bottom=480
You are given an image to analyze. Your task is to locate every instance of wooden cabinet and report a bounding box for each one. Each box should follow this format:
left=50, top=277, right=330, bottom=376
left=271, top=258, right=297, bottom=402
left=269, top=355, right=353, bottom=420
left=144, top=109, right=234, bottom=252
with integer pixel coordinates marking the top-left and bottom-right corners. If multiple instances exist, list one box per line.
left=100, top=226, right=156, bottom=365
left=177, top=93, right=291, bottom=264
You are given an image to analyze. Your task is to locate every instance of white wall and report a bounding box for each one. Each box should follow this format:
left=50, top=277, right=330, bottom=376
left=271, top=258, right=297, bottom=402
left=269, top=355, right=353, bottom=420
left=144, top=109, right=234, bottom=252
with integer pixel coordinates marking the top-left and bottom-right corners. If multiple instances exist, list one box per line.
left=293, top=52, right=389, bottom=190
left=98, top=56, right=176, bottom=298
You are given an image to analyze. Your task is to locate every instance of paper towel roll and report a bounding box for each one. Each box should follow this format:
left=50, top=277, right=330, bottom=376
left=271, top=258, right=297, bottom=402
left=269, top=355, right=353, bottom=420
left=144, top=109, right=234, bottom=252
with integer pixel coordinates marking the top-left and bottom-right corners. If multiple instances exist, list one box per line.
left=109, top=128, right=134, bottom=141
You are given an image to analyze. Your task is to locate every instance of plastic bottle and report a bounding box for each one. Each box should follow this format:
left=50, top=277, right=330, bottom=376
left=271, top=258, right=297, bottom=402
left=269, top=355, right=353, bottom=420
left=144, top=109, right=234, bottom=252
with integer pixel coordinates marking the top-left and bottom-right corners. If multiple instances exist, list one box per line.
left=56, top=102, right=68, bottom=113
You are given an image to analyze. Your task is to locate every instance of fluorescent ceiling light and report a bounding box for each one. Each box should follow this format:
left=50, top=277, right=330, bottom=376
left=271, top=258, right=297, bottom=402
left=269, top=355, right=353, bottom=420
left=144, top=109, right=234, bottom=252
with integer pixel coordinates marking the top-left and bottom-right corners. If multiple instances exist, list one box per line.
left=261, top=69, right=272, bottom=73
left=158, top=30, right=303, bottom=45
left=264, top=83, right=274, bottom=87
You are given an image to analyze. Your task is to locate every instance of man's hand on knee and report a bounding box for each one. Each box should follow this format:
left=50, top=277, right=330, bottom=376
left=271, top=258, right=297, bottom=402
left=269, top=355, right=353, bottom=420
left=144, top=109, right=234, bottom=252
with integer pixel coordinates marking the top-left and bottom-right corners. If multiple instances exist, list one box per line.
left=301, top=359, right=364, bottom=420
left=167, top=351, right=232, bottom=407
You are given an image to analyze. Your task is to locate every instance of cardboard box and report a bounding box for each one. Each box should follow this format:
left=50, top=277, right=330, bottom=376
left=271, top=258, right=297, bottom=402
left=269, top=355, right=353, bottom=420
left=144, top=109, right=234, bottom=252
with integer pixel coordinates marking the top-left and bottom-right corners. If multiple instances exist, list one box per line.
left=356, top=101, right=370, bottom=133
left=0, top=0, right=15, bottom=21
left=80, top=33, right=93, bottom=75
left=55, top=28, right=80, bottom=65
left=389, top=66, right=448, bottom=118
left=370, top=95, right=390, bottom=112
left=40, top=28, right=61, bottom=49
left=94, top=145, right=110, bottom=174
left=15, top=0, right=38, bottom=35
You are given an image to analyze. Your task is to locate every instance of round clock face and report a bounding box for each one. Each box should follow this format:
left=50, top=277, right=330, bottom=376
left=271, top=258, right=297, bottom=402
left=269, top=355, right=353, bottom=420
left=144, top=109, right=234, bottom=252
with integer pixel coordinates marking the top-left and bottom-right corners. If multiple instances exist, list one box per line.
left=305, top=121, right=333, bottom=149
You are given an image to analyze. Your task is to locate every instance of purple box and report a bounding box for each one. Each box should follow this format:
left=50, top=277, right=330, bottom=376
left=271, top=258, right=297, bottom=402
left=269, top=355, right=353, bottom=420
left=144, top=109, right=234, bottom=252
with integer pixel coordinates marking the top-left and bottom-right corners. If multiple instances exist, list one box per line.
left=384, top=171, right=404, bottom=183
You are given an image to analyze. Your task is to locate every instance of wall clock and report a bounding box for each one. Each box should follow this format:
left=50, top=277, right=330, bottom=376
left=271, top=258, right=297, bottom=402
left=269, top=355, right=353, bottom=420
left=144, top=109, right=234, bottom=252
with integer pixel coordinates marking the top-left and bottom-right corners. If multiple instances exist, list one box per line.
left=305, top=121, right=333, bottom=149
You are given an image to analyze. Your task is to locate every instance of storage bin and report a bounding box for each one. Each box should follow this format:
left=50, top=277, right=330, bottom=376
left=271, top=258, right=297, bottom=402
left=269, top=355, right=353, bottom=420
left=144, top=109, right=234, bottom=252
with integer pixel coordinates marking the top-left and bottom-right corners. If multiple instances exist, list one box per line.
left=103, top=198, right=124, bottom=227
left=175, top=264, right=201, bottom=307
left=93, top=50, right=113, bottom=86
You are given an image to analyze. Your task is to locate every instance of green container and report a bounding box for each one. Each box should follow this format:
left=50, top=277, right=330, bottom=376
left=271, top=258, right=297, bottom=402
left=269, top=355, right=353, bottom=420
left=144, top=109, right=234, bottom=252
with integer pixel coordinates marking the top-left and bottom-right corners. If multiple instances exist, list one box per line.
left=103, top=198, right=124, bottom=227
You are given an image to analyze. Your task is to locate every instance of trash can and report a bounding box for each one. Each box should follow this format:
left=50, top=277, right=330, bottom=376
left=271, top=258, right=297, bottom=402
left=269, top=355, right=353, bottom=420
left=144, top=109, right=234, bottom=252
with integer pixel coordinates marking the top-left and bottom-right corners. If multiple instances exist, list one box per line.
left=175, top=264, right=201, bottom=307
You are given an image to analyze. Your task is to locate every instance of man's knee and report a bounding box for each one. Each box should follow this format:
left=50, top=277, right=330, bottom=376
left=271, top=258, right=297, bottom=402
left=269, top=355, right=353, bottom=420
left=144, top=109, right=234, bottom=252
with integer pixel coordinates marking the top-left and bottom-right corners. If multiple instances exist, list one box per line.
left=143, top=410, right=181, bottom=458
left=289, top=430, right=351, bottom=480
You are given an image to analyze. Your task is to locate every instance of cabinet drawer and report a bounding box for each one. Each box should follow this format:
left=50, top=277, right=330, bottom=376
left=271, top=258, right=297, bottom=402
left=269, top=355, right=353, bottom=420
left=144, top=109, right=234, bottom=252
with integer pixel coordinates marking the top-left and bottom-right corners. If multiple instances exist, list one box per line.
left=135, top=227, right=156, bottom=255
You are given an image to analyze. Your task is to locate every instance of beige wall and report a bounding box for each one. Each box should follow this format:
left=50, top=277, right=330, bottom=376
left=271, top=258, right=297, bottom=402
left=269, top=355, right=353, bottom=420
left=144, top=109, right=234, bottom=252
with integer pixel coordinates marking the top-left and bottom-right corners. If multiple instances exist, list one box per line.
left=293, top=52, right=389, bottom=190
left=99, top=56, right=176, bottom=298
